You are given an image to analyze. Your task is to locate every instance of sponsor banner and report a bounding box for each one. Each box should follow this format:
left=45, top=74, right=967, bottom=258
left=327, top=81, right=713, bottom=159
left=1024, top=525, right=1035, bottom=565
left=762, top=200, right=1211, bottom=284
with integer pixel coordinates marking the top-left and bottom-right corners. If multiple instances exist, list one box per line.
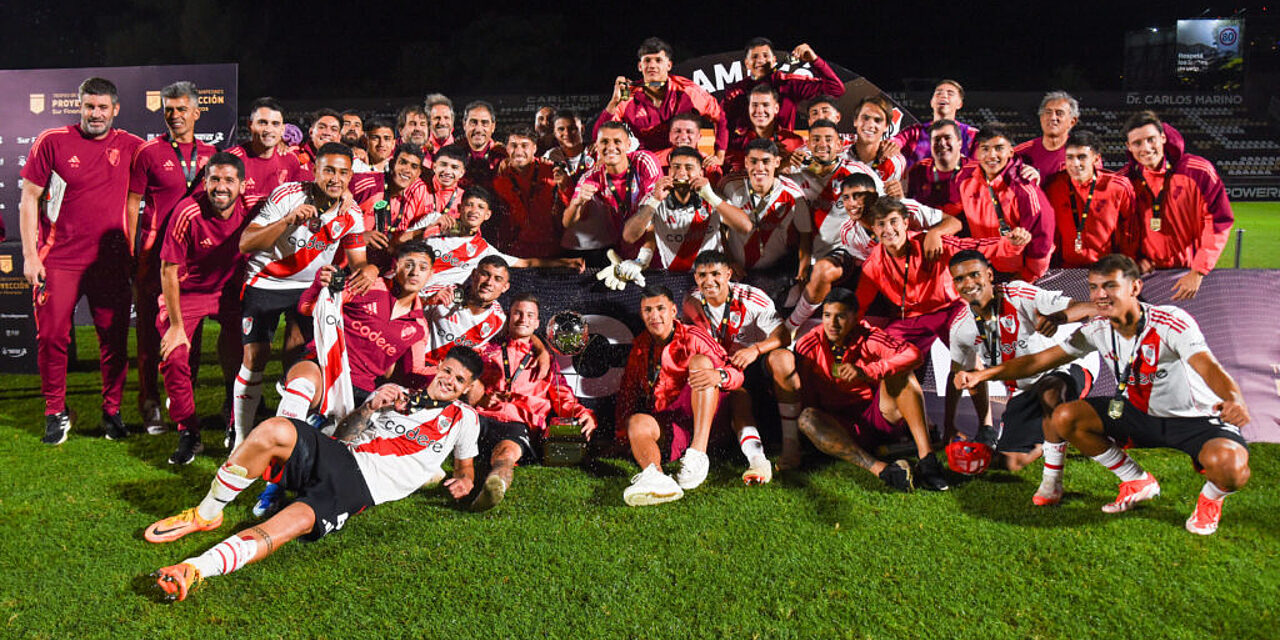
left=0, top=63, right=238, bottom=239
left=1225, top=182, right=1280, bottom=202
left=0, top=243, right=38, bottom=373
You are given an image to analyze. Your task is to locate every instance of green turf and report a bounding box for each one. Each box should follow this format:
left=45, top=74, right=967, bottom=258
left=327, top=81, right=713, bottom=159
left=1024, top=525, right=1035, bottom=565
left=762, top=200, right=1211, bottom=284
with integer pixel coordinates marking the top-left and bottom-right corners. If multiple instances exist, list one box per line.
left=1215, top=201, right=1280, bottom=269
left=1, top=326, right=1278, bottom=639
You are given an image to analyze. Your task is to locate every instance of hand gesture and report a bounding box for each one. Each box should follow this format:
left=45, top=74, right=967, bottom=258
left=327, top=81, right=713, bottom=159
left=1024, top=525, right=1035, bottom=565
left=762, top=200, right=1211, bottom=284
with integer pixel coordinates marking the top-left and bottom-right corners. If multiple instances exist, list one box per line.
left=792, top=43, right=817, bottom=63
left=1007, top=227, right=1032, bottom=246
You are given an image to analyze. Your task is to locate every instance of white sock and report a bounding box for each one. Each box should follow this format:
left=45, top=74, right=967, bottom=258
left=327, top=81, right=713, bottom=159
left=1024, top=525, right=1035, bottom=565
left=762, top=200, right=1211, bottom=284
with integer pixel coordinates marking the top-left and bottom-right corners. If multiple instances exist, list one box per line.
left=197, top=463, right=256, bottom=521
left=276, top=378, right=316, bottom=420
left=778, top=402, right=801, bottom=448
left=786, top=293, right=819, bottom=331
left=1042, top=441, right=1067, bottom=482
left=738, top=426, right=765, bottom=460
left=1201, top=480, right=1232, bottom=501
left=1091, top=446, right=1146, bottom=482
left=186, top=534, right=258, bottom=578
left=233, top=366, right=264, bottom=441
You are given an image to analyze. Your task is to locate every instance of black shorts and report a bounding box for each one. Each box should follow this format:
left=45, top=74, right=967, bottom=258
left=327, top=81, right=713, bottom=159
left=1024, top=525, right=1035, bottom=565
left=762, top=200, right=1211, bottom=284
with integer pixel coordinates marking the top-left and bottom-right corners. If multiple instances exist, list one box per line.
left=271, top=419, right=375, bottom=541
left=1083, top=397, right=1249, bottom=467
left=240, top=286, right=311, bottom=345
left=478, top=416, right=537, bottom=465
left=997, top=364, right=1091, bottom=453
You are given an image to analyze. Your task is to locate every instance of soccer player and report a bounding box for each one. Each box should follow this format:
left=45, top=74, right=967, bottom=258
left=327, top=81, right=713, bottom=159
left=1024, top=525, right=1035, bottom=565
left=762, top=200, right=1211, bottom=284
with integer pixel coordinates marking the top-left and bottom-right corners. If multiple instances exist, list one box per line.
left=421, top=187, right=584, bottom=290
left=157, top=153, right=253, bottom=463
left=396, top=104, right=430, bottom=154
left=1015, top=92, right=1080, bottom=178
left=339, top=110, right=364, bottom=149
left=145, top=347, right=486, bottom=602
left=1042, top=130, right=1135, bottom=267
left=1119, top=110, right=1233, bottom=300
left=450, top=100, right=506, bottom=191
left=423, top=93, right=457, bottom=168
left=946, top=126, right=1055, bottom=282
left=651, top=112, right=724, bottom=186
left=274, top=241, right=434, bottom=423
left=787, top=288, right=941, bottom=491
left=293, top=109, right=342, bottom=173
left=617, top=285, right=744, bottom=505
left=681, top=251, right=789, bottom=484
left=955, top=254, right=1251, bottom=535
left=846, top=96, right=906, bottom=186
left=542, top=109, right=594, bottom=176
left=20, top=76, right=143, bottom=444
left=533, top=105, right=557, bottom=154
left=720, top=139, right=811, bottom=275
left=597, top=37, right=728, bottom=161
left=400, top=255, right=510, bottom=385
left=127, top=81, right=217, bottom=434
left=232, top=143, right=373, bottom=448
left=622, top=146, right=750, bottom=271
left=792, top=95, right=857, bottom=160
left=891, top=79, right=978, bottom=168
left=725, top=84, right=805, bottom=174
left=423, top=146, right=468, bottom=222
left=362, top=118, right=397, bottom=173
left=228, top=97, right=311, bottom=208
left=468, top=294, right=597, bottom=511
left=350, top=143, right=431, bottom=272
left=492, top=126, right=571, bottom=258
left=562, top=122, right=662, bottom=266
left=905, top=119, right=966, bottom=209
left=946, top=250, right=1097, bottom=473
left=722, top=38, right=845, bottom=133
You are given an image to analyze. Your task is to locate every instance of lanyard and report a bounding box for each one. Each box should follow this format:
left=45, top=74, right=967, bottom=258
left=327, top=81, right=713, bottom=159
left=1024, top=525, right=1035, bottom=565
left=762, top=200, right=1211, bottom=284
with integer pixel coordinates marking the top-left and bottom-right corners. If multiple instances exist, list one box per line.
left=986, top=183, right=1012, bottom=235
left=971, top=285, right=1003, bottom=367
left=747, top=185, right=773, bottom=256
left=170, top=139, right=199, bottom=189
left=886, top=248, right=911, bottom=318
left=700, top=291, right=734, bottom=344
left=1134, top=162, right=1171, bottom=221
left=646, top=338, right=663, bottom=393
left=1109, top=309, right=1149, bottom=398
left=432, top=185, right=459, bottom=215
left=1068, top=176, right=1097, bottom=234
left=829, top=339, right=846, bottom=377
left=605, top=166, right=635, bottom=216
left=505, top=165, right=540, bottom=213
left=500, top=341, right=534, bottom=387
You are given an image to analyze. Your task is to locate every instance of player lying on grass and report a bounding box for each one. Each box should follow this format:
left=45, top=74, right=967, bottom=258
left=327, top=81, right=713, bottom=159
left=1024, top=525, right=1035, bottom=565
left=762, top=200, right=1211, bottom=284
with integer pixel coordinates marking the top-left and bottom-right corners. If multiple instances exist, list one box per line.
left=144, top=346, right=486, bottom=601
left=954, top=254, right=1250, bottom=534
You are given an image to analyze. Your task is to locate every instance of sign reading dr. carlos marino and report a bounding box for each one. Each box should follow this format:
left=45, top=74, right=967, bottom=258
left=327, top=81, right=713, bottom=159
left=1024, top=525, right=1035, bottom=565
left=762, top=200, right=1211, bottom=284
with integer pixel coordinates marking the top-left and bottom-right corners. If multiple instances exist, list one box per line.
left=0, top=63, right=238, bottom=239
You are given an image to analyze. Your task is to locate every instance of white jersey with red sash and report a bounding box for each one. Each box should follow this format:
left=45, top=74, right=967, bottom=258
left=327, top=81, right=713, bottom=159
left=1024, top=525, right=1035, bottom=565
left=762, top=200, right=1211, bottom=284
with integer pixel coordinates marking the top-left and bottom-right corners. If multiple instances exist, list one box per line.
left=348, top=401, right=481, bottom=504
left=949, top=281, right=1073, bottom=394
left=721, top=175, right=811, bottom=269
left=313, top=285, right=356, bottom=418
left=419, top=300, right=506, bottom=369
left=685, top=282, right=782, bottom=354
left=1061, top=303, right=1216, bottom=418
left=243, top=182, right=367, bottom=290
left=797, top=158, right=884, bottom=257
left=652, top=194, right=722, bottom=271
left=837, top=198, right=943, bottom=263
left=423, top=233, right=517, bottom=289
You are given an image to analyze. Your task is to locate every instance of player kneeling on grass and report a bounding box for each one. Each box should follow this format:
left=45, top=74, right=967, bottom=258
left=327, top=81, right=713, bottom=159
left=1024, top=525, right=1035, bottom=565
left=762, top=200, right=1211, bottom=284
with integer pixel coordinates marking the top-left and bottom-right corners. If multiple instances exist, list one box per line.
left=946, top=249, right=1097, bottom=475
left=954, top=254, right=1250, bottom=535
left=617, top=284, right=744, bottom=506
left=145, top=347, right=485, bottom=601
left=786, top=288, right=943, bottom=492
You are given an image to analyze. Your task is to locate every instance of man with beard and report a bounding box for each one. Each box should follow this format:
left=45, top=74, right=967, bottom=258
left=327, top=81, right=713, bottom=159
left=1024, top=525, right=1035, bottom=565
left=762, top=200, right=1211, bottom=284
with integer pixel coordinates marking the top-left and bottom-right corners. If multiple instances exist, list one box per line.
left=397, top=105, right=430, bottom=155
left=127, top=81, right=218, bottom=435
left=20, top=77, right=143, bottom=444
left=422, top=94, right=456, bottom=170
left=157, top=154, right=253, bottom=463
left=905, top=119, right=966, bottom=209
left=339, top=110, right=370, bottom=168
left=449, top=101, right=506, bottom=192
left=1015, top=92, right=1080, bottom=178
left=228, top=97, right=311, bottom=208
left=722, top=38, right=845, bottom=134
left=533, top=105, right=558, bottom=154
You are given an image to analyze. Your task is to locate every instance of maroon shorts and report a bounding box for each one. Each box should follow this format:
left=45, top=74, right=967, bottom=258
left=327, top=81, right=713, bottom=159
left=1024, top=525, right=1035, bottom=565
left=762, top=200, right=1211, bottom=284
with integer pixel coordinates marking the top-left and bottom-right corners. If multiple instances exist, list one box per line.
left=824, top=387, right=906, bottom=450
left=651, top=385, right=732, bottom=462
left=865, top=300, right=965, bottom=356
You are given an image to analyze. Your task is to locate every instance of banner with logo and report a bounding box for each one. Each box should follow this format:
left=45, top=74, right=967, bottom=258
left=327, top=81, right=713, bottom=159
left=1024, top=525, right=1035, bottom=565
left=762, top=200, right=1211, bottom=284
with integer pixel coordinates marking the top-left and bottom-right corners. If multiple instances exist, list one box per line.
left=0, top=63, right=238, bottom=239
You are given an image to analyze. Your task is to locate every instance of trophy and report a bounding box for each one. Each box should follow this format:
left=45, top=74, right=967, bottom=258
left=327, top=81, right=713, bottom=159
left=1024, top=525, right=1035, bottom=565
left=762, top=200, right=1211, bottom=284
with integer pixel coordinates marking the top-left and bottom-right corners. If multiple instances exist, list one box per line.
left=543, top=417, right=587, bottom=466
left=546, top=311, right=589, bottom=356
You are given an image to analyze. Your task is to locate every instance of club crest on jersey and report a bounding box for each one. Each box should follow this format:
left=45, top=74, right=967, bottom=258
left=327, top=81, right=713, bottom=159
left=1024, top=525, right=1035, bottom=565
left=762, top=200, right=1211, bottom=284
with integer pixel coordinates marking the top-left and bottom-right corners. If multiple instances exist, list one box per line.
left=329, top=220, right=345, bottom=236
left=107, top=149, right=120, bottom=166
left=401, top=325, right=416, bottom=340
left=1000, top=315, right=1016, bottom=332
left=730, top=311, right=742, bottom=325
left=1141, top=344, right=1158, bottom=365
left=242, top=317, right=253, bottom=335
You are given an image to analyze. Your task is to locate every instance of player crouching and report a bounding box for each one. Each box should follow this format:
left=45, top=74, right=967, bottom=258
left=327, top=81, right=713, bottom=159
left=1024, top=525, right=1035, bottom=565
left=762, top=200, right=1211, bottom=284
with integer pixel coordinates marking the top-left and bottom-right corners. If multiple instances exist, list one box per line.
left=144, top=347, right=485, bottom=601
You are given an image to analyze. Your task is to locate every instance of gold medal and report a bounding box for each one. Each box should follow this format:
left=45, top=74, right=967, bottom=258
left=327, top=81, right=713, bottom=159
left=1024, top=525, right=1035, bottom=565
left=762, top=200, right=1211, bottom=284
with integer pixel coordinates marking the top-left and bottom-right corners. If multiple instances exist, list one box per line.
left=1074, top=233, right=1083, bottom=253
left=1108, top=398, right=1124, bottom=419
left=1150, top=218, right=1162, bottom=232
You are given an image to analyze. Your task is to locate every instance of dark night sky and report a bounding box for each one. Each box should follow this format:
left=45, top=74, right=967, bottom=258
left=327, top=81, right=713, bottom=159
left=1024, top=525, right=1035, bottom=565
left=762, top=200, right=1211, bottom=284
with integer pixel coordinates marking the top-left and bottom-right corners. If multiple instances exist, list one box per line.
left=0, top=1, right=1267, bottom=100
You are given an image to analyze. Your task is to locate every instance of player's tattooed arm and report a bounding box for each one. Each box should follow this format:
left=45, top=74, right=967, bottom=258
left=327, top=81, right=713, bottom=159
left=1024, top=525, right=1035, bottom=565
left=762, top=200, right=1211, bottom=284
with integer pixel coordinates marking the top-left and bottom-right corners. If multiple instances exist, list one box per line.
left=333, top=404, right=378, bottom=443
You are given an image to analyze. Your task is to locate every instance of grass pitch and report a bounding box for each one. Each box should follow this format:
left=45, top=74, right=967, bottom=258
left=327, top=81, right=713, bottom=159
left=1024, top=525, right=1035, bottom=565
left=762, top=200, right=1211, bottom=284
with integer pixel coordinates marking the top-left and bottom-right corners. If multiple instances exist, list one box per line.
left=1216, top=201, right=1280, bottom=269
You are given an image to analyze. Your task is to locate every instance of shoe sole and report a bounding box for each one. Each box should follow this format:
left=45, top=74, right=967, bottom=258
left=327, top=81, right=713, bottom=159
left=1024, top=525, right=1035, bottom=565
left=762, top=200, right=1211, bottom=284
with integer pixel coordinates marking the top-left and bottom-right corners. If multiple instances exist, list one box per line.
left=145, top=518, right=222, bottom=544
left=1101, top=484, right=1161, bottom=514
left=623, top=488, right=684, bottom=506
left=43, top=428, right=69, bottom=446
left=1185, top=518, right=1219, bottom=535
left=146, top=426, right=168, bottom=435
left=1032, top=494, right=1063, bottom=506
left=470, top=475, right=508, bottom=512
left=168, top=443, right=205, bottom=465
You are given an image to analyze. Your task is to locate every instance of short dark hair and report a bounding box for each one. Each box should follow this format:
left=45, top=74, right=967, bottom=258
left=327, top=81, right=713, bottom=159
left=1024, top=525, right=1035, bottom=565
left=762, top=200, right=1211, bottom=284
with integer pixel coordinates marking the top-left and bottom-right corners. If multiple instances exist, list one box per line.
left=823, top=287, right=858, bottom=310
left=974, top=125, right=1013, bottom=147
left=476, top=254, right=510, bottom=273
left=948, top=249, right=990, bottom=269
left=597, top=120, right=631, bottom=138
left=937, top=79, right=966, bottom=99
left=396, top=104, right=426, bottom=130
left=78, top=77, right=119, bottom=103
left=637, top=37, right=673, bottom=59
left=868, top=196, right=909, bottom=223
left=248, top=97, right=283, bottom=121
left=395, top=239, right=435, bottom=261
left=315, top=142, right=353, bottom=162
left=837, top=172, right=878, bottom=195
left=928, top=118, right=961, bottom=139
left=668, top=145, right=702, bottom=163
left=433, top=145, right=468, bottom=166
left=669, top=111, right=702, bottom=128
left=505, top=125, right=537, bottom=143
left=749, top=83, right=780, bottom=103
left=1089, top=254, right=1141, bottom=281
left=807, top=94, right=839, bottom=112
left=206, top=151, right=245, bottom=180
left=1065, top=130, right=1101, bottom=154
left=444, top=346, right=485, bottom=381
left=745, top=137, right=779, bottom=157
left=511, top=292, right=541, bottom=310
left=744, top=37, right=774, bottom=55
left=340, top=109, right=363, bottom=122
left=464, top=100, right=495, bottom=121
left=639, top=283, right=676, bottom=304
left=462, top=185, right=497, bottom=212
left=552, top=109, right=580, bottom=125
left=310, top=108, right=340, bottom=128
left=160, top=81, right=198, bottom=103
left=692, top=250, right=732, bottom=269
left=808, top=118, right=840, bottom=133
left=365, top=117, right=395, bottom=134
left=391, top=142, right=425, bottom=164
left=1124, top=110, right=1163, bottom=135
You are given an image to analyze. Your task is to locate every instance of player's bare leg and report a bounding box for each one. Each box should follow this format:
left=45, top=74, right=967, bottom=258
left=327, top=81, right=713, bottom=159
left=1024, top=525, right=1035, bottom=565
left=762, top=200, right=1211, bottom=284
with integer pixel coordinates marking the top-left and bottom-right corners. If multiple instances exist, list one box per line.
left=1051, top=400, right=1158, bottom=513
left=768, top=349, right=803, bottom=470
left=786, top=258, right=842, bottom=333
left=674, top=354, right=718, bottom=490
left=1186, top=438, right=1250, bottom=535
left=472, top=440, right=520, bottom=512
left=797, top=407, right=913, bottom=491
left=281, top=318, right=308, bottom=373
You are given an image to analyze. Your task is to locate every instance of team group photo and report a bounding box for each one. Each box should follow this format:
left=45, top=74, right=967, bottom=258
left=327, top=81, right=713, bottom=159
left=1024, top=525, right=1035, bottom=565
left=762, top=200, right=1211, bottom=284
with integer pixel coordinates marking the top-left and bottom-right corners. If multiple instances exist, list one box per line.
left=1, top=1, right=1277, bottom=637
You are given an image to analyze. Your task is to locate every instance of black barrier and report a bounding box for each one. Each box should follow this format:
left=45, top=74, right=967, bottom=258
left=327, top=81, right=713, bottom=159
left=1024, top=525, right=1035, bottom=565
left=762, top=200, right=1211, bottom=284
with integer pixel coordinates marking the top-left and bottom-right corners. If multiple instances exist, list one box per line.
left=0, top=243, right=38, bottom=373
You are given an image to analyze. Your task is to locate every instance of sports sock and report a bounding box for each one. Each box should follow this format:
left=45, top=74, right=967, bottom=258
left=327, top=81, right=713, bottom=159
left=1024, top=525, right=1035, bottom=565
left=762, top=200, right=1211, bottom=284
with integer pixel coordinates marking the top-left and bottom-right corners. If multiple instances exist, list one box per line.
left=276, top=378, right=316, bottom=420
left=1090, top=446, right=1146, bottom=482
left=232, top=366, right=263, bottom=441
left=785, top=293, right=819, bottom=332
left=1200, top=480, right=1232, bottom=501
left=185, top=534, right=258, bottom=578
left=738, top=426, right=764, bottom=460
left=1042, top=441, right=1067, bottom=481
left=778, top=402, right=801, bottom=447
left=197, top=462, right=256, bottom=521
